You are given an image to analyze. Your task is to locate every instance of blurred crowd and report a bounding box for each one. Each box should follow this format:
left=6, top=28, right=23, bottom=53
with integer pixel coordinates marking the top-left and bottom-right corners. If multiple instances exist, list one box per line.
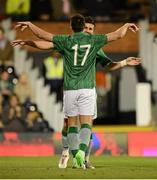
left=0, top=0, right=156, bottom=22
left=0, top=0, right=156, bottom=132
left=0, top=65, right=53, bottom=133
left=0, top=26, right=54, bottom=133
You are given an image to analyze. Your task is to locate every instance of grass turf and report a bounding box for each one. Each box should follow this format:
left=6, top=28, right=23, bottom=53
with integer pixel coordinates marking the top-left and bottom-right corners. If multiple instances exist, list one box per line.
left=0, top=156, right=157, bottom=179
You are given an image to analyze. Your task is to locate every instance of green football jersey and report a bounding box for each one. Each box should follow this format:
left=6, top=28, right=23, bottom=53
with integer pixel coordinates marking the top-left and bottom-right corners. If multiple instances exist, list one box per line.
left=53, top=32, right=107, bottom=90
left=96, top=49, right=112, bottom=67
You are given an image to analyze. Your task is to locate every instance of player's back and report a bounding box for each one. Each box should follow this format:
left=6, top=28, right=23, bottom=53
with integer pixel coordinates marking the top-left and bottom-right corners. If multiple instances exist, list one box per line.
left=53, top=32, right=107, bottom=90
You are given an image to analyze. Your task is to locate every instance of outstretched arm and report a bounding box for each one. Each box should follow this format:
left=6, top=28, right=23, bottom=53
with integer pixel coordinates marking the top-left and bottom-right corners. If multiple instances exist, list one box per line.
left=11, top=39, right=54, bottom=50
left=106, top=23, right=139, bottom=42
left=106, top=57, right=142, bottom=71
left=15, top=22, right=53, bottom=41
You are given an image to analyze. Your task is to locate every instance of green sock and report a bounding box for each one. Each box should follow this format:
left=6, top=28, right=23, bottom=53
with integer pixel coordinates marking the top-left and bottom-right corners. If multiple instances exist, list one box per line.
left=62, top=130, right=69, bottom=149
left=79, top=124, right=91, bottom=152
left=67, top=127, right=79, bottom=157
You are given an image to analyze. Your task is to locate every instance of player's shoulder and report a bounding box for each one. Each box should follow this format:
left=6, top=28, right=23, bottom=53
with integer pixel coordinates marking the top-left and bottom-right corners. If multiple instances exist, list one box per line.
left=53, top=34, right=69, bottom=41
left=54, top=34, right=69, bottom=38
left=79, top=32, right=104, bottom=40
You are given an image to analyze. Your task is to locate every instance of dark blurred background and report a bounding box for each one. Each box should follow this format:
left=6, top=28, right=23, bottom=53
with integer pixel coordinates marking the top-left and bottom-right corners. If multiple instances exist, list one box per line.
left=0, top=0, right=154, bottom=22
left=0, top=0, right=157, bottom=132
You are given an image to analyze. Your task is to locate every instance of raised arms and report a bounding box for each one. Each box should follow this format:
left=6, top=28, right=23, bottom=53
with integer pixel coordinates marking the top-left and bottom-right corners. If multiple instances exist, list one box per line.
left=106, top=57, right=142, bottom=71
left=15, top=22, right=53, bottom=41
left=96, top=49, right=141, bottom=71
left=106, top=23, right=139, bottom=42
left=11, top=40, right=54, bottom=50
left=14, top=22, right=139, bottom=43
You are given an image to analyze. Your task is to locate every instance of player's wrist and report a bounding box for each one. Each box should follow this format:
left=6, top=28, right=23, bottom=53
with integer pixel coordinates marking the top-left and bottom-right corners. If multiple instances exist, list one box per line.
left=120, top=59, right=127, bottom=67
left=27, top=21, right=31, bottom=28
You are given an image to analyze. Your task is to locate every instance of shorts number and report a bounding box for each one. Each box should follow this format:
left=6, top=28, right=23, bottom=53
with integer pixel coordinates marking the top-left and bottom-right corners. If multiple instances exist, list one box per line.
left=72, top=44, right=91, bottom=66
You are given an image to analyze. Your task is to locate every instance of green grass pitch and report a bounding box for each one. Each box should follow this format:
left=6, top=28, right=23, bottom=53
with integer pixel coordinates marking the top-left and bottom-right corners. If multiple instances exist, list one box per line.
left=0, top=156, right=157, bottom=179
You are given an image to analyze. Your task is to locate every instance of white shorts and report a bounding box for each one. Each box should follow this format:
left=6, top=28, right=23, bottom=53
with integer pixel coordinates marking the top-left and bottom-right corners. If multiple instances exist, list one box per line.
left=63, top=88, right=97, bottom=119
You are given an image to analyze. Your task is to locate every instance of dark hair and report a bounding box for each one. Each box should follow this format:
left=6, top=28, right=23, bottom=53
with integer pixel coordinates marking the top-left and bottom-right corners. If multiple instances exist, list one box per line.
left=70, top=14, right=85, bottom=32
left=84, top=16, right=95, bottom=27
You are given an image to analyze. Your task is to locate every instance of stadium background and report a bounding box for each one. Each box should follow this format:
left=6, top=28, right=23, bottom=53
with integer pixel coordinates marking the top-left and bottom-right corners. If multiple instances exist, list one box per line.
left=0, top=0, right=157, bottom=163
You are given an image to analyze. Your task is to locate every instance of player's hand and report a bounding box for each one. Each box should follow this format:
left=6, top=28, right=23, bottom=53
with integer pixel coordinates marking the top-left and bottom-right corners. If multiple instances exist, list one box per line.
left=11, top=40, right=26, bottom=47
left=118, top=23, right=139, bottom=39
left=14, top=22, right=30, bottom=31
left=127, top=23, right=139, bottom=33
left=126, top=57, right=142, bottom=66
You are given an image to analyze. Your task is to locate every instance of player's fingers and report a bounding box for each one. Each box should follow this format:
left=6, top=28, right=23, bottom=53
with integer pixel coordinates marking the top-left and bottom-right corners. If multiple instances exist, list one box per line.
left=131, top=57, right=142, bottom=60
left=12, top=40, right=22, bottom=43
left=134, top=26, right=139, bottom=31
left=11, top=42, right=18, bottom=47
left=135, top=57, right=142, bottom=61
left=129, top=27, right=137, bottom=33
left=14, top=24, right=22, bottom=29
left=129, top=29, right=136, bottom=33
left=135, top=59, right=141, bottom=63
left=11, top=40, right=17, bottom=44
left=134, top=59, right=142, bottom=65
left=10, top=42, right=14, bottom=46
left=130, top=23, right=139, bottom=30
left=129, top=25, right=139, bottom=32
left=11, top=39, right=24, bottom=46
left=16, top=21, right=28, bottom=25
left=15, top=22, right=28, bottom=30
left=21, top=27, right=25, bottom=31
left=128, top=58, right=141, bottom=65
left=21, top=26, right=27, bottom=31
left=135, top=61, right=141, bottom=65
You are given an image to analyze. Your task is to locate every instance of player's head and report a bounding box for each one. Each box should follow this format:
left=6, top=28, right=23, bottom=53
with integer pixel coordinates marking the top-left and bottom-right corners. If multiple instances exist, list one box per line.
left=70, top=14, right=85, bottom=32
left=84, top=16, right=95, bottom=35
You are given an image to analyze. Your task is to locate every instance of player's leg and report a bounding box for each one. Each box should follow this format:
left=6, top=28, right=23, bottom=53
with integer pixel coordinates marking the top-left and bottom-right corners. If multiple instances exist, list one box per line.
left=64, top=90, right=80, bottom=168
left=75, top=88, right=95, bottom=168
left=84, top=90, right=97, bottom=169
left=62, top=118, right=69, bottom=150
left=58, top=118, right=69, bottom=169
left=84, top=133, right=95, bottom=169
left=76, top=115, right=92, bottom=168
left=67, top=116, right=80, bottom=168
left=85, top=134, right=92, bottom=162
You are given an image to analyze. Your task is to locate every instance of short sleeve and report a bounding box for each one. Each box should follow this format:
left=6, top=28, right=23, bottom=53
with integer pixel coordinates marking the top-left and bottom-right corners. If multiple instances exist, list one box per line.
left=53, top=35, right=68, bottom=53
left=93, top=34, right=108, bottom=48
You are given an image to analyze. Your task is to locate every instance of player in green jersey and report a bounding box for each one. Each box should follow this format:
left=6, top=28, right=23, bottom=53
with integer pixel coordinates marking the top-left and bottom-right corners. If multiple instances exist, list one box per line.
left=12, top=14, right=141, bottom=169
left=58, top=16, right=141, bottom=169
left=58, top=16, right=113, bottom=169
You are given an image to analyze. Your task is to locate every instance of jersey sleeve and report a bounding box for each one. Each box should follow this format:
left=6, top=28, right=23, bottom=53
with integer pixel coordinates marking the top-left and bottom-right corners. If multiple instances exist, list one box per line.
left=96, top=49, right=112, bottom=67
left=52, top=35, right=67, bottom=54
left=93, top=34, right=108, bottom=48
